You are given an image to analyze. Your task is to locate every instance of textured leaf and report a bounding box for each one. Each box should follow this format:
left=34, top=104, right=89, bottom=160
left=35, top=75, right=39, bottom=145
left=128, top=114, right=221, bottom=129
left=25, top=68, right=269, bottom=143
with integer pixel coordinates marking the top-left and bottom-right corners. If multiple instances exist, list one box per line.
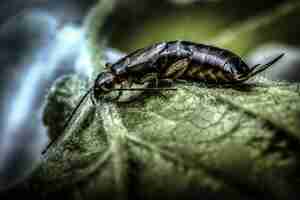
left=28, top=75, right=300, bottom=200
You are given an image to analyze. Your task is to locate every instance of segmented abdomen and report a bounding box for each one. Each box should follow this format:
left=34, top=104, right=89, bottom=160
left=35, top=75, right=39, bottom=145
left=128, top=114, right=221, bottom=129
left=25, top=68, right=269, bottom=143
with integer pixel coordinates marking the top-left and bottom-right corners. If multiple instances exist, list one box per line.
left=182, top=64, right=235, bottom=83
left=159, top=41, right=241, bottom=83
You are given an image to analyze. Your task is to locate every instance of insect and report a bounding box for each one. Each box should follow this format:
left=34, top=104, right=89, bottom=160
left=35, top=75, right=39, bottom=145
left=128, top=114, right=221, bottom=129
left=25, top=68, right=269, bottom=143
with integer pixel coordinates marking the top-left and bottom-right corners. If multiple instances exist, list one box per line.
left=42, top=40, right=284, bottom=154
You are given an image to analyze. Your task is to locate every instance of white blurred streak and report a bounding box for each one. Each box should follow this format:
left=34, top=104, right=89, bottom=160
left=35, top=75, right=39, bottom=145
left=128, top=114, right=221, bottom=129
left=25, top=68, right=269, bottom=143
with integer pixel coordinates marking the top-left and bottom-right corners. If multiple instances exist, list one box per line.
left=105, top=48, right=125, bottom=63
left=3, top=25, right=83, bottom=133
left=75, top=42, right=93, bottom=78
left=75, top=45, right=125, bottom=78
left=4, top=25, right=81, bottom=137
left=0, top=16, right=84, bottom=189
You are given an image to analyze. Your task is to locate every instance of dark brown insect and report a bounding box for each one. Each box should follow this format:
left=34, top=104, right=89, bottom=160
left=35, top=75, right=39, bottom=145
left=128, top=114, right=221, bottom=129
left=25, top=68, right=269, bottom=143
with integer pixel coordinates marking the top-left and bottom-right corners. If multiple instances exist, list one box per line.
left=42, top=40, right=284, bottom=154
left=92, top=40, right=284, bottom=101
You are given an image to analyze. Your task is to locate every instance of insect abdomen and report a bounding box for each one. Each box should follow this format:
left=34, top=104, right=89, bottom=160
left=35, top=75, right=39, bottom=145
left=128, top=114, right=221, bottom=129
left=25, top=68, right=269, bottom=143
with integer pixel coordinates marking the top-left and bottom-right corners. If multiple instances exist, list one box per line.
left=160, top=41, right=244, bottom=82
left=187, top=42, right=251, bottom=82
left=182, top=64, right=235, bottom=83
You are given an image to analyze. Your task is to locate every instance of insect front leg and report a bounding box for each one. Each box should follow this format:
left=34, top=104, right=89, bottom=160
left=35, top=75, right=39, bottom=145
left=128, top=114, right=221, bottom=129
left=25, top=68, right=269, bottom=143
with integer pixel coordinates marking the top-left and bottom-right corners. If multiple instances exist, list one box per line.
left=136, top=73, right=171, bottom=99
left=139, top=72, right=160, bottom=87
left=127, top=76, right=135, bottom=88
left=90, top=90, right=97, bottom=105
left=158, top=78, right=175, bottom=87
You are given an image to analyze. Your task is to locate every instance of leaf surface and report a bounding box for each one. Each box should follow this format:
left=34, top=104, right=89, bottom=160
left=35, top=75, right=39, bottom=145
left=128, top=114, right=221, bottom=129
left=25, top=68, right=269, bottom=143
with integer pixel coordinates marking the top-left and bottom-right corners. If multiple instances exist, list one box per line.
left=29, top=76, right=300, bottom=200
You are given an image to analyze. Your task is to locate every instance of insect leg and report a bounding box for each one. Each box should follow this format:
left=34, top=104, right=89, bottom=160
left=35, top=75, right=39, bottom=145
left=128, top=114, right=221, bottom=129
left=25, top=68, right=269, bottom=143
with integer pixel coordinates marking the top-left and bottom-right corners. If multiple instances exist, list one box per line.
left=158, top=78, right=175, bottom=86
left=174, top=79, right=189, bottom=84
left=127, top=76, right=135, bottom=88
left=90, top=89, right=97, bottom=105
left=139, top=73, right=160, bottom=87
left=139, top=73, right=173, bottom=99
left=110, top=83, right=124, bottom=101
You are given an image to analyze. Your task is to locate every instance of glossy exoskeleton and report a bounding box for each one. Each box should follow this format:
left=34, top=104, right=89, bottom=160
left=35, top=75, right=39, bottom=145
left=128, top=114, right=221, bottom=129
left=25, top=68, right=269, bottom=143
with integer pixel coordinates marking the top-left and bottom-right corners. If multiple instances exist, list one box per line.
left=42, top=40, right=284, bottom=154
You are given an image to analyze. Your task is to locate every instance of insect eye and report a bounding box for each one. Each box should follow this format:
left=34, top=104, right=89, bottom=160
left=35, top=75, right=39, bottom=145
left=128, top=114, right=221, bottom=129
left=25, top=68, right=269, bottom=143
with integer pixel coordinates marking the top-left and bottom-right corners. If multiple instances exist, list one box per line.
left=101, top=81, right=113, bottom=91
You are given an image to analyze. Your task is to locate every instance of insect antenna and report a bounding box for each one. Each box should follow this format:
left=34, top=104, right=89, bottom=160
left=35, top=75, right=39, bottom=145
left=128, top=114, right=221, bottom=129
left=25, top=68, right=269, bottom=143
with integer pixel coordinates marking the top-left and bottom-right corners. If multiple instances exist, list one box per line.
left=42, top=86, right=176, bottom=154
left=113, top=87, right=177, bottom=91
left=42, top=86, right=94, bottom=155
left=238, top=53, right=284, bottom=81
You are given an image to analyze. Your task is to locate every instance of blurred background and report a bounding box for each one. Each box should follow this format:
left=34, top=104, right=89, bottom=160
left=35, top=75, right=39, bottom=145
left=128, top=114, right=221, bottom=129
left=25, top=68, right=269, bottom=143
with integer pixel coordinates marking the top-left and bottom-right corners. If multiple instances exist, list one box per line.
left=0, top=0, right=299, bottom=193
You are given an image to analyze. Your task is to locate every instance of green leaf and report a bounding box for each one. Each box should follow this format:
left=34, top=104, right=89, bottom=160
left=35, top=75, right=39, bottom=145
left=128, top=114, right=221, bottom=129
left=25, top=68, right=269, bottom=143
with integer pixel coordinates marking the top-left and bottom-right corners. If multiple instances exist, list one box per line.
left=28, top=75, right=300, bottom=200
